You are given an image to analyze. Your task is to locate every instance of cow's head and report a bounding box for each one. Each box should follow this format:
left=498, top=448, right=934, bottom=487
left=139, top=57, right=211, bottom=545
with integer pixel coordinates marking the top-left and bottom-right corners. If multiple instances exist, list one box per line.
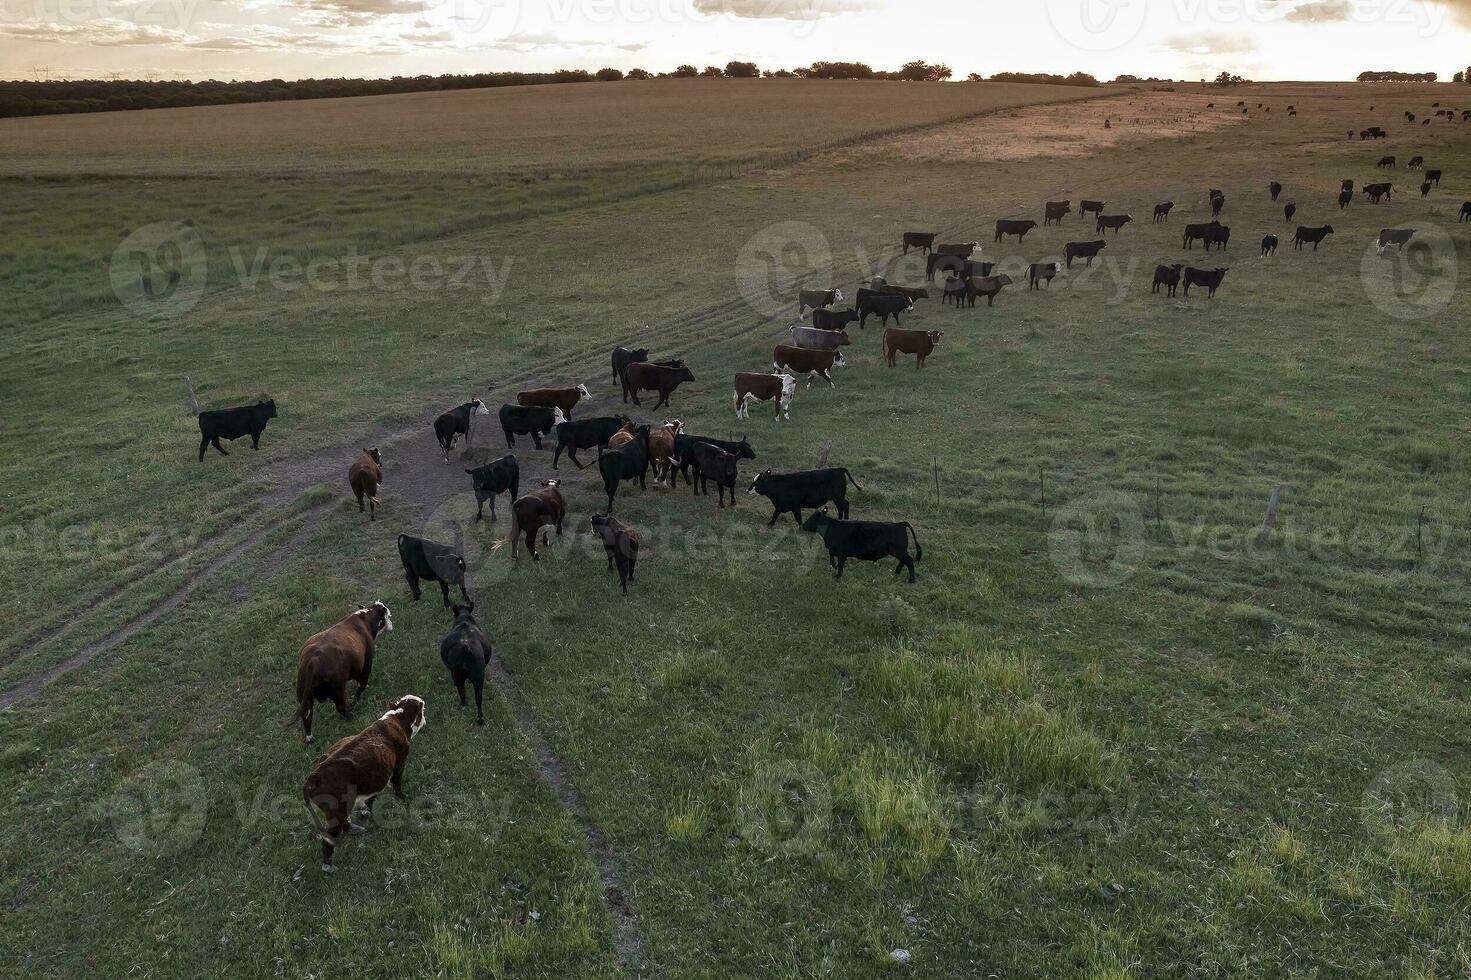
left=471, top=398, right=490, bottom=416
left=995, top=274, right=1014, bottom=287
left=927, top=331, right=945, bottom=346
left=662, top=419, right=683, bottom=435
left=452, top=601, right=476, bottom=622
left=552, top=407, right=567, bottom=426
left=539, top=479, right=561, bottom=489
left=357, top=600, right=394, bottom=637
left=800, top=508, right=833, bottom=534
left=674, top=366, right=695, bottom=383
left=259, top=398, right=278, bottom=418
left=747, top=468, right=773, bottom=495
left=833, top=288, right=845, bottom=303
left=627, top=347, right=650, bottom=362
left=575, top=383, right=592, bottom=400
left=1322, top=225, right=1335, bottom=234
left=832, top=351, right=847, bottom=368
left=591, top=514, right=611, bottom=533
left=779, top=374, right=796, bottom=403
left=363, top=447, right=382, bottom=466
left=734, top=436, right=756, bottom=460
left=384, top=694, right=427, bottom=739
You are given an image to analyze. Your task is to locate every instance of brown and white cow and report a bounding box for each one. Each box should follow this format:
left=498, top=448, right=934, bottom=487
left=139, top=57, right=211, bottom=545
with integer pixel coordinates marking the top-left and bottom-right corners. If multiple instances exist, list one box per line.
left=649, top=420, right=682, bottom=485
left=734, top=372, right=796, bottom=421
left=506, top=480, right=566, bottom=560
left=517, top=384, right=592, bottom=419
left=798, top=288, right=844, bottom=315
left=348, top=448, right=383, bottom=521
left=302, top=693, right=425, bottom=873
left=773, top=344, right=846, bottom=389
left=883, top=328, right=944, bottom=369
left=606, top=418, right=638, bottom=449
left=292, top=601, right=394, bottom=743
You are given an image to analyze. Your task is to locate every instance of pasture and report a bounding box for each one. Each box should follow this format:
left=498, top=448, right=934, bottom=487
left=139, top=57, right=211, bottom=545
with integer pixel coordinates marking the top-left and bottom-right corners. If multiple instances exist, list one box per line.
left=2, top=78, right=1470, bottom=978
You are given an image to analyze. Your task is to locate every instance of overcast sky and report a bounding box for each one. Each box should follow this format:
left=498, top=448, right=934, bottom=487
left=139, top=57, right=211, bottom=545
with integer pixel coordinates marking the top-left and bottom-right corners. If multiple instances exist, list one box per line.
left=2, top=0, right=1469, bottom=82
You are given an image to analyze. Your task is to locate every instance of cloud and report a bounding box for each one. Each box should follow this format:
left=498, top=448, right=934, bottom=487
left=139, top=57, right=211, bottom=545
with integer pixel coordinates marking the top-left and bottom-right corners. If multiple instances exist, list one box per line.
left=1281, top=0, right=1354, bottom=21
left=1162, top=32, right=1259, bottom=56
left=0, top=19, right=188, bottom=46
left=284, top=0, right=434, bottom=27
left=691, top=0, right=881, bottom=21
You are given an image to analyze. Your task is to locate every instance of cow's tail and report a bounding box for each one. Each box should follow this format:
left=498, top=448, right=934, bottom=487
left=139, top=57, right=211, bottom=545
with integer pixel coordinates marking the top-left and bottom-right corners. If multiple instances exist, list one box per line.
left=843, top=468, right=863, bottom=492
left=186, top=376, right=200, bottom=415
left=904, top=522, right=923, bottom=562
left=303, top=793, right=335, bottom=842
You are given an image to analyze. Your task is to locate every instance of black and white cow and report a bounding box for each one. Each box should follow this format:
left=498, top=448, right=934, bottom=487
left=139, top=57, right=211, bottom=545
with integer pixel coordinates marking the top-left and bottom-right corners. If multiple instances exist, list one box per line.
left=434, top=399, right=491, bottom=462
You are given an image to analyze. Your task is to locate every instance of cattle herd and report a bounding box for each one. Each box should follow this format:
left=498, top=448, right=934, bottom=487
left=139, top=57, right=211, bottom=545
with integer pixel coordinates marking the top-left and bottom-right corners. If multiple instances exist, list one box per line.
left=184, top=97, right=1462, bottom=874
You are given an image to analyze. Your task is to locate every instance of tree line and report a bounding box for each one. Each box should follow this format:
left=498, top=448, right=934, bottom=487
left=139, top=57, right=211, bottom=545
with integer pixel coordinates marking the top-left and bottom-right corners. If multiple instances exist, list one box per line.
left=1356, top=71, right=1439, bottom=82
left=0, top=61, right=1115, bottom=119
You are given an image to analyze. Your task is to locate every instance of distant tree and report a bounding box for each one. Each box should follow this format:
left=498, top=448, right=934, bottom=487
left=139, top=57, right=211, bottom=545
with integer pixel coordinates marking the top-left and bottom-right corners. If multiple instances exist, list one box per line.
left=773, top=68, right=795, bottom=78
left=626, top=68, right=651, bottom=80
left=595, top=67, right=624, bottom=81
left=725, top=60, right=759, bottom=78
left=1456, top=71, right=1465, bottom=84
left=1356, top=70, right=1437, bottom=82
left=897, top=60, right=951, bottom=81
left=966, top=72, right=983, bottom=82
left=1213, top=70, right=1249, bottom=86
left=673, top=64, right=698, bottom=77
left=701, top=65, right=724, bottom=77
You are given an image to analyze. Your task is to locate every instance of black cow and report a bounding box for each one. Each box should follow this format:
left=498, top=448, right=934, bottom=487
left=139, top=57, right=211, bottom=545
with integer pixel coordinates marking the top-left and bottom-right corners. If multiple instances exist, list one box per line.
left=686, top=441, right=740, bottom=508
left=1079, top=200, right=1107, bottom=220
left=623, top=362, right=695, bottom=409
left=498, top=403, right=557, bottom=450
left=1183, top=267, right=1229, bottom=298
left=465, top=455, right=519, bottom=521
left=1422, top=181, right=1432, bottom=198
left=1377, top=156, right=1396, bottom=169
left=440, top=603, right=491, bottom=725
left=590, top=515, right=640, bottom=594
left=994, top=219, right=1037, bottom=243
left=611, top=345, right=650, bottom=389
left=1460, top=202, right=1471, bottom=222
left=812, top=308, right=860, bottom=331
left=1261, top=235, right=1279, bottom=257
left=397, top=534, right=469, bottom=608
left=1269, top=181, right=1283, bottom=201
left=1293, top=225, right=1334, bottom=250
left=1342, top=179, right=1354, bottom=192
left=1210, top=193, right=1226, bottom=218
left=434, top=399, right=490, bottom=462
left=1338, top=189, right=1354, bottom=209
left=1365, top=183, right=1392, bottom=203
left=1028, top=263, right=1061, bottom=290
left=1407, top=156, right=1424, bottom=170
left=195, top=398, right=277, bottom=462
left=1044, top=201, right=1071, bottom=225
left=673, top=433, right=754, bottom=487
left=597, top=425, right=651, bottom=511
left=924, top=252, right=970, bottom=282
left=1182, top=221, right=1220, bottom=248
left=1378, top=228, right=1415, bottom=252
left=747, top=467, right=862, bottom=527
left=857, top=291, right=914, bottom=328
left=902, top=231, right=937, bottom=255
left=618, top=358, right=685, bottom=404
left=553, top=414, right=631, bottom=470
left=1064, top=240, right=1107, bottom=268
left=1096, top=214, right=1134, bottom=234
left=1152, top=263, right=1184, bottom=297
left=1426, top=169, right=1442, bottom=186
left=941, top=275, right=968, bottom=307
left=800, top=509, right=922, bottom=583
left=1284, top=202, right=1297, bottom=223
left=1203, top=224, right=1231, bottom=251
left=1153, top=202, right=1174, bottom=223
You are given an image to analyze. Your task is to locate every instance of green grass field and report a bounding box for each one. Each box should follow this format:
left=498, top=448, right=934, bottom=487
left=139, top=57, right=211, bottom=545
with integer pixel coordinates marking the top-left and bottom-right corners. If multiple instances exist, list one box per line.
left=2, top=78, right=1470, bottom=978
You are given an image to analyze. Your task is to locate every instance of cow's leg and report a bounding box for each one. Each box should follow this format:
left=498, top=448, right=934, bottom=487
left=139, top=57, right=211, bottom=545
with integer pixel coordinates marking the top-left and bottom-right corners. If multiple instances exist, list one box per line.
left=406, top=572, right=422, bottom=601
left=532, top=433, right=543, bottom=450
left=251, top=432, right=261, bottom=450
left=301, top=701, right=314, bottom=742
left=439, top=581, right=452, bottom=608
left=837, top=497, right=851, bottom=520
left=211, top=436, right=229, bottom=456
left=332, top=684, right=351, bottom=720
left=768, top=508, right=781, bottom=527
left=198, top=434, right=210, bottom=462
left=369, top=496, right=376, bottom=522
left=568, top=448, right=585, bottom=470
left=552, top=444, right=563, bottom=469
left=474, top=494, right=484, bottom=521
left=526, top=530, right=539, bottom=562
left=473, top=678, right=484, bottom=725
left=355, top=490, right=365, bottom=512
left=454, top=671, right=468, bottom=708
left=834, top=556, right=846, bottom=579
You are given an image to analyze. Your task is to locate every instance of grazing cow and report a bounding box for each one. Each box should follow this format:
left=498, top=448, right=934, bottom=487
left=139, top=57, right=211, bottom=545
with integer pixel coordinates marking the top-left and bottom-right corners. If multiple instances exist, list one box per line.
left=941, top=275, right=968, bottom=307
left=934, top=242, right=978, bottom=258
left=194, top=396, right=278, bottom=462
left=1461, top=202, right=1471, bottom=222
left=858, top=291, right=914, bottom=328
left=774, top=344, right=846, bottom=389
left=1422, top=181, right=1432, bottom=198
left=1028, top=262, right=1061, bottom=290
left=648, top=420, right=682, bottom=485
left=924, top=252, right=984, bottom=282
left=994, top=219, right=1038, bottom=243
left=1182, top=222, right=1219, bottom=249
left=1366, top=183, right=1393, bottom=203
left=1153, top=202, right=1174, bottom=223
left=1269, top=181, right=1283, bottom=201
left=302, top=693, right=424, bottom=873
left=902, top=231, right=937, bottom=255
left=1284, top=202, right=1297, bottom=224
left=348, top=448, right=383, bottom=521
left=674, top=432, right=755, bottom=488
left=734, top=373, right=796, bottom=421
left=1064, top=240, right=1107, bottom=268
left=747, top=467, right=861, bottom=526
left=1378, top=228, right=1416, bottom=252
left=623, top=362, right=695, bottom=408
left=435, top=398, right=490, bottom=461
left=1293, top=225, right=1334, bottom=250
left=397, top=535, right=469, bottom=607
left=611, top=345, right=650, bottom=388
left=1407, top=156, right=1424, bottom=170
left=1044, top=201, right=1071, bottom=225
left=788, top=324, right=851, bottom=351
left=617, top=358, right=684, bottom=403
left=1096, top=214, right=1133, bottom=235
left=1183, top=267, right=1229, bottom=298
left=1406, top=112, right=1416, bottom=122
left=1203, top=224, right=1231, bottom=251
left=1378, top=156, right=1396, bottom=169
left=1261, top=235, right=1279, bottom=257
left=811, top=307, right=859, bottom=331
left=552, top=414, right=629, bottom=470
left=590, top=515, right=640, bottom=594
left=1079, top=200, right=1107, bottom=221
left=292, top=602, right=394, bottom=743
left=1339, top=189, right=1354, bottom=209
left=439, top=603, right=491, bottom=725
left=966, top=274, right=1014, bottom=308
left=1426, top=169, right=1442, bottom=186
left=465, top=454, right=519, bottom=521
left=801, top=508, right=922, bottom=583
left=799, top=288, right=844, bottom=315
left=507, top=479, right=566, bottom=559
left=597, top=427, right=651, bottom=510
left=883, top=328, right=944, bottom=369
left=1152, top=264, right=1184, bottom=297
left=879, top=284, right=930, bottom=303
left=685, top=441, right=740, bottom=509
left=498, top=403, right=558, bottom=450
left=518, top=384, right=592, bottom=420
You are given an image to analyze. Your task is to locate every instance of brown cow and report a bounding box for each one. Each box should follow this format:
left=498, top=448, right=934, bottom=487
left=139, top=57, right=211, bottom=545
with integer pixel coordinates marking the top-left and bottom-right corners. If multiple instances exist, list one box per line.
left=649, top=420, right=682, bottom=485
left=884, top=328, right=944, bottom=369
left=734, top=372, right=796, bottom=421
left=506, top=480, right=566, bottom=560
left=606, top=418, right=637, bottom=449
left=773, top=345, right=846, bottom=389
left=623, top=362, right=695, bottom=408
left=966, top=274, right=1014, bottom=308
left=292, top=602, right=394, bottom=743
left=302, top=693, right=425, bottom=873
left=348, top=448, right=383, bottom=521
left=881, top=285, right=930, bottom=302
left=517, top=384, right=592, bottom=419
